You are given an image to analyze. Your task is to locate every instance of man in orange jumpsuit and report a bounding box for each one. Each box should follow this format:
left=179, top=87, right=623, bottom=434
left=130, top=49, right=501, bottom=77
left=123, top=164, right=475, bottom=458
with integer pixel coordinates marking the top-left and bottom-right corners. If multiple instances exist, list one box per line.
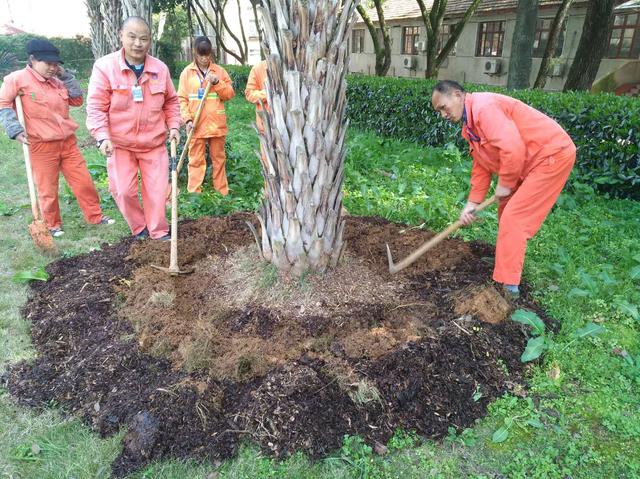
left=431, top=80, right=575, bottom=296
left=245, top=60, right=268, bottom=134
left=0, top=39, right=112, bottom=237
left=86, top=16, right=181, bottom=240
left=177, top=36, right=234, bottom=194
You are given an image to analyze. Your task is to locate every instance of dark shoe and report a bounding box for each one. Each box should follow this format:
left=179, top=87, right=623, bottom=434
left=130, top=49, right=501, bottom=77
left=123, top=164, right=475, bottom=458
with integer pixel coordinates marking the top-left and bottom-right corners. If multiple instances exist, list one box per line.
left=134, top=228, right=149, bottom=240
left=156, top=234, right=171, bottom=242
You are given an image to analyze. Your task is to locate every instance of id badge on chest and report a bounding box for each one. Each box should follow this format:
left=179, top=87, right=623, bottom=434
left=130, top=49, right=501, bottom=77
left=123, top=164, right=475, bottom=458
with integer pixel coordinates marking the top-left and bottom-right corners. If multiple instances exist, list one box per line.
left=197, top=87, right=205, bottom=100
left=132, top=85, right=143, bottom=102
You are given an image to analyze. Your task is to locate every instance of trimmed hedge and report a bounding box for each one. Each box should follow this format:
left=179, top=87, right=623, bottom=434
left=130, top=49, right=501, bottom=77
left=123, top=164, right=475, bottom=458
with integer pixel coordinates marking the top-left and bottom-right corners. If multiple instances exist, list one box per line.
left=346, top=76, right=640, bottom=200
left=0, top=34, right=94, bottom=77
left=224, top=69, right=639, bottom=199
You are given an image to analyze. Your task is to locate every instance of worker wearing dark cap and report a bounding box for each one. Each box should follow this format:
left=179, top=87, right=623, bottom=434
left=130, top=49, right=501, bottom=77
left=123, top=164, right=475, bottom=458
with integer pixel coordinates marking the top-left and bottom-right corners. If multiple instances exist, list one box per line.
left=0, top=39, right=114, bottom=237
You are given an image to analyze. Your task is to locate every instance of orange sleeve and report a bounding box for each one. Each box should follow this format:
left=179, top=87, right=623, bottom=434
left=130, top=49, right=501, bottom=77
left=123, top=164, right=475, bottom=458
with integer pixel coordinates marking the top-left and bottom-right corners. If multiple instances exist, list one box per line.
left=0, top=74, right=19, bottom=109
left=476, top=104, right=526, bottom=189
left=213, top=67, right=234, bottom=102
left=163, top=69, right=181, bottom=130
left=468, top=153, right=493, bottom=204
left=177, top=69, right=191, bottom=123
left=86, top=63, right=112, bottom=141
left=69, top=96, right=83, bottom=107
left=245, top=66, right=266, bottom=104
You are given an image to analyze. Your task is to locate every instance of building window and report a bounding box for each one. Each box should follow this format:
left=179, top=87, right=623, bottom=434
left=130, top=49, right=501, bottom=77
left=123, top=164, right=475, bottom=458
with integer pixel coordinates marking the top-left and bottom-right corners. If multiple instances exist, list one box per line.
left=352, top=29, right=365, bottom=53
left=402, top=26, right=420, bottom=55
left=607, top=13, right=640, bottom=58
left=438, top=24, right=457, bottom=56
left=533, top=18, right=565, bottom=57
left=476, top=21, right=505, bottom=57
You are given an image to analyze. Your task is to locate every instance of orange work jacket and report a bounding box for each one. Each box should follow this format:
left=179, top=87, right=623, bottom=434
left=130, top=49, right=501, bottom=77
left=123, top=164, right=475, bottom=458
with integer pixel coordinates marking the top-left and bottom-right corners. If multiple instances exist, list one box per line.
left=177, top=62, right=234, bottom=138
left=461, top=92, right=575, bottom=203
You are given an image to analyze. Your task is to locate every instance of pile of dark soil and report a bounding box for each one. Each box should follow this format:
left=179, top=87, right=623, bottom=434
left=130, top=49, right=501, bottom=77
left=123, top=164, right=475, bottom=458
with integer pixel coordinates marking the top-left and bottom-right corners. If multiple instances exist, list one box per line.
left=2, top=213, right=549, bottom=476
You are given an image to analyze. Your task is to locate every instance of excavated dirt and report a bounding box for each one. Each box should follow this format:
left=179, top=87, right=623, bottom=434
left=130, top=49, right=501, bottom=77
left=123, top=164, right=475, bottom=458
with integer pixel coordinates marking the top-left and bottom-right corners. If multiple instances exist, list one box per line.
left=2, top=213, right=553, bottom=476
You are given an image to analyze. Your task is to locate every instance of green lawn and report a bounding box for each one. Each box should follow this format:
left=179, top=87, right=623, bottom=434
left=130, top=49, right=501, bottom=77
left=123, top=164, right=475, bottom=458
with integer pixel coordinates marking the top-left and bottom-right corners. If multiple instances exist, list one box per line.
left=0, top=94, right=639, bottom=478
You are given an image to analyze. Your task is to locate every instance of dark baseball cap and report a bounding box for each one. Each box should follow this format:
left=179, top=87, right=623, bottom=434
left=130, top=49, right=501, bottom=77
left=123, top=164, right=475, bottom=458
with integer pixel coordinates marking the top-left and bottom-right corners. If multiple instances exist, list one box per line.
left=26, top=39, right=63, bottom=64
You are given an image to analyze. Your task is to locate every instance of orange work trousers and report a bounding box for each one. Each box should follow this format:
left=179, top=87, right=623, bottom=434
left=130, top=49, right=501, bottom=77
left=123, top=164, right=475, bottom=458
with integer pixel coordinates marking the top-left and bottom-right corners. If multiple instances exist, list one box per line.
left=29, top=136, right=103, bottom=229
left=107, top=144, right=169, bottom=239
left=187, top=136, right=228, bottom=195
left=494, top=148, right=576, bottom=285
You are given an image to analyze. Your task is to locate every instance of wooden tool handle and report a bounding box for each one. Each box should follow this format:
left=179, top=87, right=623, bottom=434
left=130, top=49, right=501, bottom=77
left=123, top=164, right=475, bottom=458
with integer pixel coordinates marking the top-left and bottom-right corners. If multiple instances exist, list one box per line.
left=388, top=195, right=496, bottom=274
left=176, top=80, right=212, bottom=174
left=15, top=95, right=42, bottom=221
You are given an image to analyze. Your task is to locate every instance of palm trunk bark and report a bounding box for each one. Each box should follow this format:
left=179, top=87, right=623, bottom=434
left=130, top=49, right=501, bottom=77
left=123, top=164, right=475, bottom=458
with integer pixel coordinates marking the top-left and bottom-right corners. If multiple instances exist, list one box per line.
left=255, top=0, right=358, bottom=275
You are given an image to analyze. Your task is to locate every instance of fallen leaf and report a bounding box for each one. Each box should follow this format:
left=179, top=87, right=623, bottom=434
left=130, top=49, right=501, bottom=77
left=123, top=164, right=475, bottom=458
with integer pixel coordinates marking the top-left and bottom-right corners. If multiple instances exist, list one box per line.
left=94, top=402, right=100, bottom=412
left=374, top=441, right=388, bottom=456
left=548, top=364, right=561, bottom=380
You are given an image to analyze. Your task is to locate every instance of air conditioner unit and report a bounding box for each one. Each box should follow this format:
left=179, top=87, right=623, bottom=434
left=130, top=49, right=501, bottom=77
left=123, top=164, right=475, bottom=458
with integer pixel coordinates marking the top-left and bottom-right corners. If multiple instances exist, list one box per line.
left=550, top=63, right=565, bottom=77
left=415, top=40, right=426, bottom=52
left=483, top=58, right=502, bottom=74
left=403, top=56, right=418, bottom=69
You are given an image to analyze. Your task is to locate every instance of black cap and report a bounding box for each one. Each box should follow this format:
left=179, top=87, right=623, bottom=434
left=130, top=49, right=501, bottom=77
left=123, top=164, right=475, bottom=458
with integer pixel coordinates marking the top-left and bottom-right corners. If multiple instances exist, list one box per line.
left=26, top=39, right=63, bottom=64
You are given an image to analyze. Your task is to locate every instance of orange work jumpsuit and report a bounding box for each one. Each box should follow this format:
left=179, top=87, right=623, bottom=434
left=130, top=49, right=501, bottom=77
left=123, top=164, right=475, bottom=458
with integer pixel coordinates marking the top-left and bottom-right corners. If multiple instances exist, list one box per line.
left=86, top=49, right=181, bottom=239
left=462, top=92, right=576, bottom=285
left=245, top=60, right=268, bottom=133
left=177, top=62, right=234, bottom=194
left=0, top=67, right=103, bottom=230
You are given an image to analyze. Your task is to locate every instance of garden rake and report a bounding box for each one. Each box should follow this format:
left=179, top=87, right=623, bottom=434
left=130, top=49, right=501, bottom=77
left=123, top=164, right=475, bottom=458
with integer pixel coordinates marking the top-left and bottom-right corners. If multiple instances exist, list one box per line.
left=15, top=94, right=57, bottom=254
left=176, top=80, right=212, bottom=175
left=152, top=138, right=194, bottom=276
left=386, top=195, right=496, bottom=274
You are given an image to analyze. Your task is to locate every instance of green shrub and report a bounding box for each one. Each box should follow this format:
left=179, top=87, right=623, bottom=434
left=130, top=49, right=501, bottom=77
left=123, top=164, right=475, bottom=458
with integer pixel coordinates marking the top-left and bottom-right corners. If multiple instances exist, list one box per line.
left=346, top=76, right=640, bottom=200
left=0, top=34, right=94, bottom=77
left=223, top=64, right=251, bottom=94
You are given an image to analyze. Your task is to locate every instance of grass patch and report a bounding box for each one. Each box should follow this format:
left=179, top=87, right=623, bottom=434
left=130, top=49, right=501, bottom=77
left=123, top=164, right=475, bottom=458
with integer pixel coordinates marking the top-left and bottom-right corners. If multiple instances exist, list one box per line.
left=0, top=90, right=639, bottom=478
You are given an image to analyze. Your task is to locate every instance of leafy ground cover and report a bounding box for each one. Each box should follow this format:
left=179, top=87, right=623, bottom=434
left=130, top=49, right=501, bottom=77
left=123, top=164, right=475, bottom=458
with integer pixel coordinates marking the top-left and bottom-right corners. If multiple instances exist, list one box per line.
left=0, top=95, right=639, bottom=478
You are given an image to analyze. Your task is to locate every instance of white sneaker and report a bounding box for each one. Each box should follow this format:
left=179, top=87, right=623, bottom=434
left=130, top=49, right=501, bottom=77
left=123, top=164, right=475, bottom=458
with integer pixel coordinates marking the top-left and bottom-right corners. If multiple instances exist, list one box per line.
left=49, top=228, right=64, bottom=237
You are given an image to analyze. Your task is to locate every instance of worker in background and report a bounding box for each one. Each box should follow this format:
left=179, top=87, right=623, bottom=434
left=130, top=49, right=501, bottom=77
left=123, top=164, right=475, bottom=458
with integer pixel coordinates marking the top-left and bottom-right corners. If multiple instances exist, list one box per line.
left=177, top=36, right=234, bottom=195
left=86, top=16, right=180, bottom=241
left=245, top=59, right=268, bottom=134
left=431, top=80, right=575, bottom=297
left=0, top=39, right=114, bottom=237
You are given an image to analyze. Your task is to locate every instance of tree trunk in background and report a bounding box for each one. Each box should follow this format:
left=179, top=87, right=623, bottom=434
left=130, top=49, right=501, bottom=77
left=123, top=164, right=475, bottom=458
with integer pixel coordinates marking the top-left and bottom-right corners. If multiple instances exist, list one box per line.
left=533, top=0, right=574, bottom=89
left=250, top=0, right=265, bottom=60
left=563, top=0, right=615, bottom=91
left=121, top=0, right=153, bottom=26
left=507, top=0, right=539, bottom=89
left=417, top=0, right=481, bottom=78
left=86, top=0, right=122, bottom=58
left=255, top=0, right=357, bottom=275
left=356, top=1, right=391, bottom=76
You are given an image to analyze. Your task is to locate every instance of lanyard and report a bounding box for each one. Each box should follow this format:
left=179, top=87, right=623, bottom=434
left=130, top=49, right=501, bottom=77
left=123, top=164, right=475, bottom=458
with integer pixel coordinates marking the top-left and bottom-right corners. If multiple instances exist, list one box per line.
left=463, top=106, right=481, bottom=142
left=196, top=67, right=208, bottom=88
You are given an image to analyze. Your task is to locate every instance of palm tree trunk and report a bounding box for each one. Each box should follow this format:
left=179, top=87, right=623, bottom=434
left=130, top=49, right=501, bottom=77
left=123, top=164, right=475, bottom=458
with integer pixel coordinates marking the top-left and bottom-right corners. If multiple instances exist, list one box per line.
left=255, top=0, right=358, bottom=275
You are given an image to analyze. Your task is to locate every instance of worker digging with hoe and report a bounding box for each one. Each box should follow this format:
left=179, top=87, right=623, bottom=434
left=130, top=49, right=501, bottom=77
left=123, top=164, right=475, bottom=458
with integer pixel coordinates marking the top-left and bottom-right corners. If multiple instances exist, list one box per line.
left=431, top=80, right=576, bottom=297
left=86, top=16, right=181, bottom=241
left=177, top=36, right=234, bottom=195
left=0, top=39, right=114, bottom=237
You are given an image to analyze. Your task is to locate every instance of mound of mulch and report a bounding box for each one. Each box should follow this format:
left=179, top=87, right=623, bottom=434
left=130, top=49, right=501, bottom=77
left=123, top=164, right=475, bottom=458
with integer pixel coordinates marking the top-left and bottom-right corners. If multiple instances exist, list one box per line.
left=2, top=213, right=550, bottom=476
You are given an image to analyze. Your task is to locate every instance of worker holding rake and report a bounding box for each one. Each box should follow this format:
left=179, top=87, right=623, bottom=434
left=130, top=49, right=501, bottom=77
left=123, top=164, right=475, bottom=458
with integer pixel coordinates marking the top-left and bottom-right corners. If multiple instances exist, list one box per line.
left=86, top=16, right=181, bottom=241
left=177, top=36, right=234, bottom=195
left=431, top=80, right=575, bottom=296
left=0, top=39, right=114, bottom=238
